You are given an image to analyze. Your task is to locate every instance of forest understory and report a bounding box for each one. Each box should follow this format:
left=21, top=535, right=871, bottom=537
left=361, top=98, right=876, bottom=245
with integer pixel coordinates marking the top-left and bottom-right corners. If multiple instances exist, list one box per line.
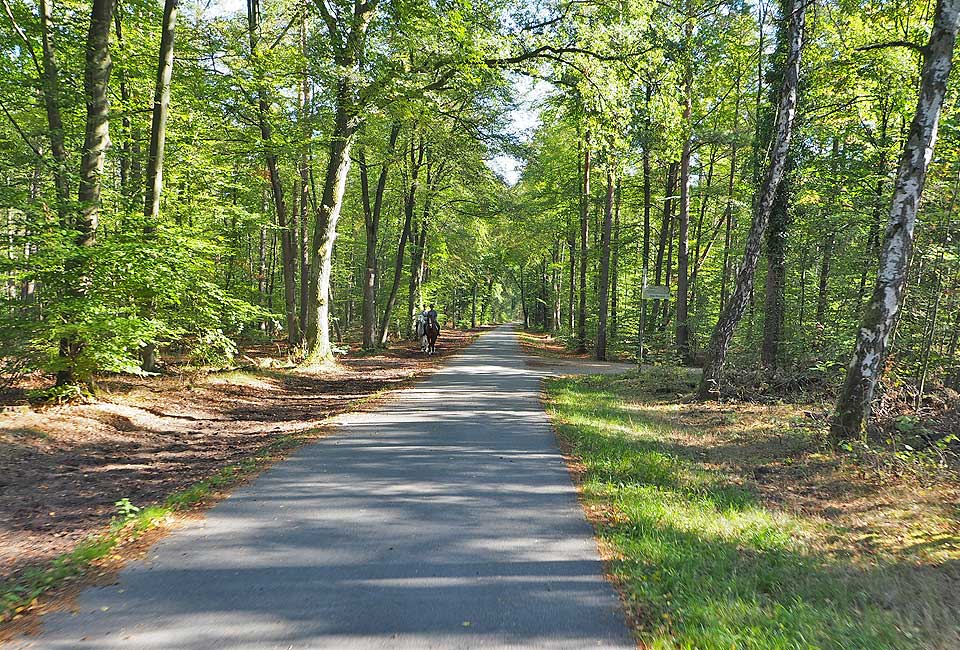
left=0, top=328, right=480, bottom=629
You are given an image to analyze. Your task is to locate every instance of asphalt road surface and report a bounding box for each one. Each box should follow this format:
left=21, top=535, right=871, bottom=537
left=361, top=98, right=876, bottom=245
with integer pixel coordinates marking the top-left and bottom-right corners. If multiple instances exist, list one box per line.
left=11, top=324, right=633, bottom=650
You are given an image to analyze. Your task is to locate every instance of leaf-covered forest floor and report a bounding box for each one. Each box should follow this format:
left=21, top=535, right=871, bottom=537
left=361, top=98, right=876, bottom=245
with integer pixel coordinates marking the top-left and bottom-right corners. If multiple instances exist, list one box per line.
left=0, top=329, right=480, bottom=616
left=543, top=363, right=960, bottom=649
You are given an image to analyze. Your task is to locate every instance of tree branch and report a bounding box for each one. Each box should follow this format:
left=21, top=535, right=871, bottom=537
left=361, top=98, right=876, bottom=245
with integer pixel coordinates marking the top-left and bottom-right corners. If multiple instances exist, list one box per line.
left=856, top=40, right=926, bottom=55
left=1, top=0, right=43, bottom=78
left=0, top=98, right=42, bottom=157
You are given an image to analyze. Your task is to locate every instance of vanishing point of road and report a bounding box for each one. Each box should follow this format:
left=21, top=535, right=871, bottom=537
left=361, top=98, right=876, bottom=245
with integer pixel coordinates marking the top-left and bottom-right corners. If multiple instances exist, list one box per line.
left=11, top=325, right=634, bottom=650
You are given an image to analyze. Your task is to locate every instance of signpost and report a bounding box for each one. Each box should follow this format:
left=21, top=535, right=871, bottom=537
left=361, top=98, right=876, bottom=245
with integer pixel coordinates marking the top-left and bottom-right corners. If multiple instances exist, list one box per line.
left=642, top=285, right=671, bottom=300
left=637, top=276, right=670, bottom=369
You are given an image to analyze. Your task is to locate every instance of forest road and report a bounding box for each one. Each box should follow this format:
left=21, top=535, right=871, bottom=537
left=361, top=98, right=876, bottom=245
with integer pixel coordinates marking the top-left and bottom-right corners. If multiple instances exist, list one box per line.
left=9, top=324, right=634, bottom=650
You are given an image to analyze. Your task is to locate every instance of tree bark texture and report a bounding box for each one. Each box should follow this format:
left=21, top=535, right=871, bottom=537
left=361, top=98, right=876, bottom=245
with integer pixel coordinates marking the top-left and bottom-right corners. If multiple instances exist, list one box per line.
left=595, top=166, right=614, bottom=361
left=832, top=0, right=960, bottom=437
left=577, top=131, right=591, bottom=352
left=697, top=0, right=806, bottom=399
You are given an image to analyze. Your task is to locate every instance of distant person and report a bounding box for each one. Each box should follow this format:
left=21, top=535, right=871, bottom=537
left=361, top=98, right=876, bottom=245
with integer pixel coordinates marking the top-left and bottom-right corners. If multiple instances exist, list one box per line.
left=424, top=305, right=440, bottom=354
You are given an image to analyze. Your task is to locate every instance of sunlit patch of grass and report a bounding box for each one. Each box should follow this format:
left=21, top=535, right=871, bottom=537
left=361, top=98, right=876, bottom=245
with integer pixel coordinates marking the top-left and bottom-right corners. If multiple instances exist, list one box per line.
left=200, top=370, right=278, bottom=390
left=546, top=374, right=936, bottom=650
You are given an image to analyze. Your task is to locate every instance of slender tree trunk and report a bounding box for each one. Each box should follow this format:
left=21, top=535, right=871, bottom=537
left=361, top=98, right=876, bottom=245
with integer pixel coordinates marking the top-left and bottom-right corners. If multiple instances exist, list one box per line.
left=139, top=0, right=178, bottom=371
left=676, top=18, right=694, bottom=363
left=299, top=157, right=310, bottom=331
left=39, top=0, right=69, bottom=222
left=815, top=233, right=834, bottom=327
left=247, top=0, right=298, bottom=346
left=471, top=281, right=478, bottom=328
left=379, top=135, right=422, bottom=344
left=660, top=195, right=676, bottom=329
left=652, top=162, right=678, bottom=332
left=408, top=220, right=427, bottom=335
left=113, top=10, right=130, bottom=200
left=143, top=0, right=177, bottom=224
left=697, top=0, right=805, bottom=399
left=610, top=175, right=621, bottom=341
left=359, top=123, right=400, bottom=348
left=720, top=77, right=742, bottom=314
left=519, top=265, right=528, bottom=329
left=832, top=0, right=960, bottom=437
left=595, top=166, right=614, bottom=360
left=567, top=234, right=575, bottom=330
left=76, top=0, right=114, bottom=244
left=577, top=131, right=591, bottom=352
left=553, top=242, right=562, bottom=332
left=297, top=19, right=311, bottom=336
left=815, top=138, right=840, bottom=332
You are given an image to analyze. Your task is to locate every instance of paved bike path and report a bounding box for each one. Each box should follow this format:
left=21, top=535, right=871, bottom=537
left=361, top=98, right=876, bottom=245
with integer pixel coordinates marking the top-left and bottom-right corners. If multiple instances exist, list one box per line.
left=11, top=325, right=633, bottom=649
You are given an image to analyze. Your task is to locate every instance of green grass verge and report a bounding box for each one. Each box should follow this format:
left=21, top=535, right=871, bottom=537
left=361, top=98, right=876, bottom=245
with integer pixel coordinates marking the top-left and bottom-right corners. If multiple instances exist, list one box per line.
left=546, top=373, right=922, bottom=650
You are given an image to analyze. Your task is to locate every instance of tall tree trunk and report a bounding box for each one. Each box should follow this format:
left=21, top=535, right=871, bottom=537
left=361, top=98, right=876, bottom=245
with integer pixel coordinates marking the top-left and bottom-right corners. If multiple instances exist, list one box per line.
left=697, top=0, right=805, bottom=399
left=519, top=265, right=528, bottom=329
left=815, top=138, right=840, bottom=331
left=471, top=281, right=478, bottom=328
left=113, top=9, right=130, bottom=201
left=408, top=219, right=427, bottom=335
left=76, top=0, right=114, bottom=243
left=577, top=131, right=591, bottom=352
left=359, top=122, right=400, bottom=348
left=815, top=233, right=834, bottom=327
left=676, top=18, right=694, bottom=363
left=297, top=18, right=311, bottom=335
left=720, top=77, right=742, bottom=314
left=299, top=156, right=310, bottom=330
left=39, top=0, right=69, bottom=222
left=857, top=107, right=891, bottom=307
left=304, top=86, right=359, bottom=359
left=247, top=0, right=298, bottom=346
left=832, top=0, right=960, bottom=438
left=139, top=0, right=178, bottom=371
left=660, top=194, right=676, bottom=329
left=58, top=0, right=115, bottom=386
left=639, top=132, right=652, bottom=360
left=595, top=165, right=614, bottom=361
left=567, top=234, right=575, bottom=330
left=553, top=242, right=562, bottom=332
left=144, top=0, right=177, bottom=224
left=760, top=158, right=792, bottom=368
left=302, top=2, right=377, bottom=361
left=610, top=176, right=621, bottom=341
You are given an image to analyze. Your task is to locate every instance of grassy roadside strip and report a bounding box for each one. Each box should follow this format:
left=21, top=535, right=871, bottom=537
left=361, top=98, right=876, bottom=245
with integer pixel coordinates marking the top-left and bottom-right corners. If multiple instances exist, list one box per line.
left=0, top=365, right=428, bottom=629
left=545, top=373, right=939, bottom=650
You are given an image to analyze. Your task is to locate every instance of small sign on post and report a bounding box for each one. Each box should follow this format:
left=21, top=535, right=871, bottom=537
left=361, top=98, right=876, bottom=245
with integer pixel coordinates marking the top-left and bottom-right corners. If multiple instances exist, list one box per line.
left=642, top=285, right=671, bottom=300
left=637, top=283, right=670, bottom=370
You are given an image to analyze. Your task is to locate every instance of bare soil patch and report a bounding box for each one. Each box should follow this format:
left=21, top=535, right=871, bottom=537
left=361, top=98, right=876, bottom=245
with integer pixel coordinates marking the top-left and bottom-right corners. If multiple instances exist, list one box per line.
left=0, top=330, right=479, bottom=586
